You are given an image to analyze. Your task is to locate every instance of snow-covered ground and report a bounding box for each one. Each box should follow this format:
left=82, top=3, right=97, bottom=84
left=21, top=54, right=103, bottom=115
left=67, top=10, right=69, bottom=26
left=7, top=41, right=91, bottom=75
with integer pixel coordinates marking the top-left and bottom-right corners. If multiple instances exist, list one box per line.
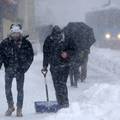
left=1, top=47, right=120, bottom=120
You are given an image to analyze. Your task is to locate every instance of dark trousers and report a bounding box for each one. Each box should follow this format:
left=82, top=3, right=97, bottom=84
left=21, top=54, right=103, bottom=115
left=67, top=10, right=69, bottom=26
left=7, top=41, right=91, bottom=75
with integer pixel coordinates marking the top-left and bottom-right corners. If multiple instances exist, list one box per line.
left=80, top=59, right=88, bottom=82
left=70, top=55, right=88, bottom=85
left=50, top=66, right=69, bottom=106
left=5, top=72, right=24, bottom=109
left=70, top=65, right=80, bottom=86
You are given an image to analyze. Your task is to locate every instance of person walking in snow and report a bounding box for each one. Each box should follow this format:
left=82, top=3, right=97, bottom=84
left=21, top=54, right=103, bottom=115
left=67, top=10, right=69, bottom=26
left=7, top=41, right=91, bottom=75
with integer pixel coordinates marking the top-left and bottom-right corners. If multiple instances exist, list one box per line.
left=42, top=25, right=76, bottom=108
left=0, top=24, right=34, bottom=117
left=63, top=22, right=96, bottom=86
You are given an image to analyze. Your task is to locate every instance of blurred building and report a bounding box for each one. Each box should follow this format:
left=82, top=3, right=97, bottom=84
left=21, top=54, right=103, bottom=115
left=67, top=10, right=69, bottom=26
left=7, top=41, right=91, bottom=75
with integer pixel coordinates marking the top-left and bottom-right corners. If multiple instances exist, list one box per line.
left=0, top=0, right=36, bottom=42
left=0, top=0, right=18, bottom=39
left=18, top=0, right=36, bottom=41
left=85, top=5, right=120, bottom=49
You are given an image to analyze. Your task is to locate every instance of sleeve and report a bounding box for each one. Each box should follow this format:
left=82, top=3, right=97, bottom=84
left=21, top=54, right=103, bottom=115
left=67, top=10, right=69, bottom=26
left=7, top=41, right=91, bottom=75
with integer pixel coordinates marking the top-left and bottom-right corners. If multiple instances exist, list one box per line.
left=0, top=42, right=3, bottom=69
left=27, top=41, right=34, bottom=64
left=43, top=37, right=51, bottom=68
left=22, top=41, right=34, bottom=73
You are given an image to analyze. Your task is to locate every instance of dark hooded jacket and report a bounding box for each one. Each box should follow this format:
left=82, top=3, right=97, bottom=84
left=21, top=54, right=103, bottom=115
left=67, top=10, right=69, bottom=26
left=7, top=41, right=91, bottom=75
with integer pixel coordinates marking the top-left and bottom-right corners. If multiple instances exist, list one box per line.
left=43, top=33, right=76, bottom=68
left=0, top=36, right=34, bottom=74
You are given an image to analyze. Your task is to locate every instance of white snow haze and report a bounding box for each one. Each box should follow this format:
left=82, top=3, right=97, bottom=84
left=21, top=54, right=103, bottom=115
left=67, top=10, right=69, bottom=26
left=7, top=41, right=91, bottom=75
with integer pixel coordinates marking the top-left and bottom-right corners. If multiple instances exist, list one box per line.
left=35, top=0, right=120, bottom=26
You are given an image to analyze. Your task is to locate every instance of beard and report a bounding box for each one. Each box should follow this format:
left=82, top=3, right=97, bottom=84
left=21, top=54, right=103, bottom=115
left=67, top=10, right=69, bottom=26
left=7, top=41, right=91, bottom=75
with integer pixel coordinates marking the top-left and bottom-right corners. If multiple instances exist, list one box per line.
left=12, top=36, right=20, bottom=41
left=11, top=37, right=22, bottom=48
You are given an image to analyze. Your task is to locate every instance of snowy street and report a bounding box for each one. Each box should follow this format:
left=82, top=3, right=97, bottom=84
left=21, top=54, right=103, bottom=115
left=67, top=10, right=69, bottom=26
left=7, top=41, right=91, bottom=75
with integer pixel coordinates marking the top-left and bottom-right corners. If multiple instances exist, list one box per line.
left=1, top=47, right=120, bottom=120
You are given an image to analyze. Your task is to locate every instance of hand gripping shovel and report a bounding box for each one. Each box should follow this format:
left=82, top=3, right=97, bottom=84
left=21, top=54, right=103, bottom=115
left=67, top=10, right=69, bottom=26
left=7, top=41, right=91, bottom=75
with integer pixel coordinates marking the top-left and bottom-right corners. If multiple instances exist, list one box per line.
left=34, top=70, right=59, bottom=113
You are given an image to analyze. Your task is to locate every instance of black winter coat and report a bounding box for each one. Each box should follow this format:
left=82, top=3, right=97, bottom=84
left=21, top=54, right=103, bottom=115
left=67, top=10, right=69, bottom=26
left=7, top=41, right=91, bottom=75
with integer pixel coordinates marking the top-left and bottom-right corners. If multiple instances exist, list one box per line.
left=43, top=34, right=76, bottom=68
left=0, top=37, right=34, bottom=74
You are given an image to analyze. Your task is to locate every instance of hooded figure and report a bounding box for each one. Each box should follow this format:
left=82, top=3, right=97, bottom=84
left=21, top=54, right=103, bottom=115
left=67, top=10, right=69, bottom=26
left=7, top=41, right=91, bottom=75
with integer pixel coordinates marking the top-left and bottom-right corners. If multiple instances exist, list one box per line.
left=0, top=24, right=34, bottom=117
left=63, top=22, right=96, bottom=86
left=42, top=25, right=76, bottom=108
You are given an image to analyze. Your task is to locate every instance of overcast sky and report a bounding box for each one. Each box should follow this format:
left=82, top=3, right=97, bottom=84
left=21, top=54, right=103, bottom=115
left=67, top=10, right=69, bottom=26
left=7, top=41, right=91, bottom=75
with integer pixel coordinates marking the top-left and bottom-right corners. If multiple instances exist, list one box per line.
left=35, top=0, right=120, bottom=26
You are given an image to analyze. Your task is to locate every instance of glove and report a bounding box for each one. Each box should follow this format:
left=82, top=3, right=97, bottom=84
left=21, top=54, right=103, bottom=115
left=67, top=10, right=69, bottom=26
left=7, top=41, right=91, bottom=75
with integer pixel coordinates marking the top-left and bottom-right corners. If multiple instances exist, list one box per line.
left=41, top=67, right=48, bottom=77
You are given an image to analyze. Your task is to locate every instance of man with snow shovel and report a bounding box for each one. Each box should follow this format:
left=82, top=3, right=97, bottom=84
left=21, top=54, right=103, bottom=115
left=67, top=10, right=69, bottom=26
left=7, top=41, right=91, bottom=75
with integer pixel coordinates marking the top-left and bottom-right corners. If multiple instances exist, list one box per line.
left=0, top=24, right=34, bottom=117
left=42, top=25, right=76, bottom=109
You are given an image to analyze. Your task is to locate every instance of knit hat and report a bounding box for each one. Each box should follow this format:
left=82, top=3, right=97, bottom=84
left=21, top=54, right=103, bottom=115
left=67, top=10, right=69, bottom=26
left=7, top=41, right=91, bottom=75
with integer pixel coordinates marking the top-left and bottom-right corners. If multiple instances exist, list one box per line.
left=52, top=25, right=62, bottom=35
left=10, top=24, right=23, bottom=34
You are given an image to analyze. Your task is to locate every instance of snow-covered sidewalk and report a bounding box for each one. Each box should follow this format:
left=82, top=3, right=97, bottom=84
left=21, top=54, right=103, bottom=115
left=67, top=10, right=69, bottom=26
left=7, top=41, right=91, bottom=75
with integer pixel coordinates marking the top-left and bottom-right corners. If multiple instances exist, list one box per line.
left=1, top=47, right=120, bottom=120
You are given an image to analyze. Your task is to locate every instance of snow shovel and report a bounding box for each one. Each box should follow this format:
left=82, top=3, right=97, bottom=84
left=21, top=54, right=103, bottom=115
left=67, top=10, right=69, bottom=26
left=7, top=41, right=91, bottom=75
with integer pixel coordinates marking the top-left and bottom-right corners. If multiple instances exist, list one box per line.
left=34, top=69, right=59, bottom=113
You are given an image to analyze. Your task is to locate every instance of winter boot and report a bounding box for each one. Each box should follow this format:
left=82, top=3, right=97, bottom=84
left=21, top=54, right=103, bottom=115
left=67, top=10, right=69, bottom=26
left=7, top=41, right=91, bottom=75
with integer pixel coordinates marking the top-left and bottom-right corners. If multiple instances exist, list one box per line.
left=16, top=108, right=23, bottom=117
left=58, top=103, right=69, bottom=111
left=5, top=106, right=15, bottom=116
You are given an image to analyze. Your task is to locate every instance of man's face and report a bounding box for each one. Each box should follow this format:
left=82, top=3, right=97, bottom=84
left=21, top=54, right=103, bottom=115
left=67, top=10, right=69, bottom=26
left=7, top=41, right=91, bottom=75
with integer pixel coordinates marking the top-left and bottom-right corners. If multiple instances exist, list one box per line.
left=10, top=32, right=22, bottom=47
left=53, top=32, right=63, bottom=40
left=10, top=32, right=22, bottom=40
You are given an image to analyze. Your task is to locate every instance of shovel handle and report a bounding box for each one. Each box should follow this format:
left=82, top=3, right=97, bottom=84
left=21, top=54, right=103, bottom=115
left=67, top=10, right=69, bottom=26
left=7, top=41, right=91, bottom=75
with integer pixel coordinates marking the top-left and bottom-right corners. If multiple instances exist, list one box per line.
left=45, top=83, right=49, bottom=102
left=41, top=69, right=49, bottom=102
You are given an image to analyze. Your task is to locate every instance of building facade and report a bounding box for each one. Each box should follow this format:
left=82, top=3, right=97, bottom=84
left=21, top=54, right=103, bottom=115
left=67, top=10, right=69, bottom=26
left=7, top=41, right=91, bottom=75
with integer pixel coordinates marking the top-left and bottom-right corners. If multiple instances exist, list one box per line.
left=0, top=0, right=18, bottom=39
left=18, top=0, right=36, bottom=41
left=0, top=0, right=36, bottom=41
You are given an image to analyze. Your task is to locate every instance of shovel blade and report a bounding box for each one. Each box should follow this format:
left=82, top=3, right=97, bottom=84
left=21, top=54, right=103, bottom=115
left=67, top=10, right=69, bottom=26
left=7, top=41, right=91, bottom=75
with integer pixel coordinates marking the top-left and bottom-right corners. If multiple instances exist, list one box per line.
left=34, top=101, right=59, bottom=113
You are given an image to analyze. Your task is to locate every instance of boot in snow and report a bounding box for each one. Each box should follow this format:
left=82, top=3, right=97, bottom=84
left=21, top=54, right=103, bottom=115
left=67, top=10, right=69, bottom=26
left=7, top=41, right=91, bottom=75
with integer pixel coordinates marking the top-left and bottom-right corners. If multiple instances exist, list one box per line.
left=16, top=108, right=23, bottom=117
left=5, top=106, right=15, bottom=116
